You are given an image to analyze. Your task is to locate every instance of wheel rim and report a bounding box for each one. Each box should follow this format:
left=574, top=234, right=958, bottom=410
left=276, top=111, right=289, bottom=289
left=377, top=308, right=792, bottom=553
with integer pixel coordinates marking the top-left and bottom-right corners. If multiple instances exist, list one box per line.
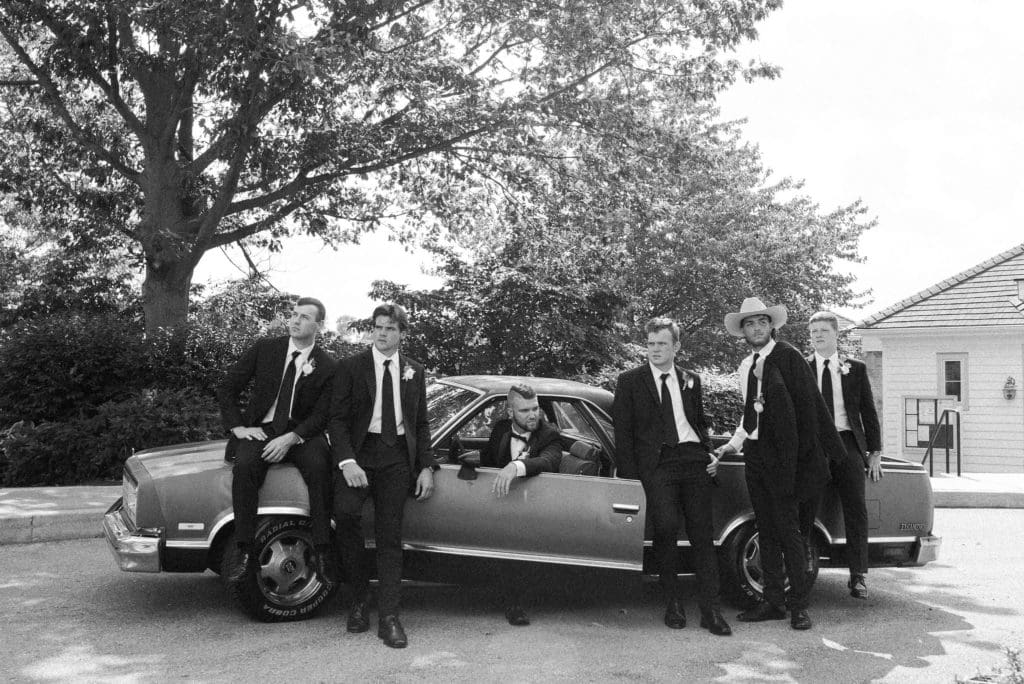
left=256, top=530, right=324, bottom=606
left=741, top=531, right=767, bottom=594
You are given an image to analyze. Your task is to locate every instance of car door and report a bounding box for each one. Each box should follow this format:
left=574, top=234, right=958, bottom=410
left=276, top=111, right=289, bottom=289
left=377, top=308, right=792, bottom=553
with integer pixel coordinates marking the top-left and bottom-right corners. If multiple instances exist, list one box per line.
left=403, top=395, right=647, bottom=571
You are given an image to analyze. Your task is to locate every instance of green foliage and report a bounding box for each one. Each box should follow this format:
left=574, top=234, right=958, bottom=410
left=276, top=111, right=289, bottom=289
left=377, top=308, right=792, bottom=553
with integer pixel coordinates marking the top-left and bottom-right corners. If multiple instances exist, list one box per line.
left=1, top=0, right=784, bottom=330
left=0, top=389, right=221, bottom=486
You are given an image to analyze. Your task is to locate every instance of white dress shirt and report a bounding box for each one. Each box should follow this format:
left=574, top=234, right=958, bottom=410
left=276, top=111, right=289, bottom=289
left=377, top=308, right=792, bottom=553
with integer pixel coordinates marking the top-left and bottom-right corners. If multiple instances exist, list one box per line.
left=369, top=346, right=405, bottom=436
left=649, top=363, right=699, bottom=444
left=261, top=339, right=314, bottom=425
left=814, top=352, right=851, bottom=432
left=509, top=427, right=531, bottom=477
left=727, top=338, right=777, bottom=451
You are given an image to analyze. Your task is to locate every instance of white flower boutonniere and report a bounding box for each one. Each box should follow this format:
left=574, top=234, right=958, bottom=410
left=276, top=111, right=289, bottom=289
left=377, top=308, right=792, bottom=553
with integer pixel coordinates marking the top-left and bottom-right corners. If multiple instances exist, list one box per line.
left=685, top=375, right=695, bottom=390
left=753, top=394, right=765, bottom=413
left=301, top=360, right=316, bottom=376
left=402, top=366, right=415, bottom=382
left=838, top=360, right=852, bottom=376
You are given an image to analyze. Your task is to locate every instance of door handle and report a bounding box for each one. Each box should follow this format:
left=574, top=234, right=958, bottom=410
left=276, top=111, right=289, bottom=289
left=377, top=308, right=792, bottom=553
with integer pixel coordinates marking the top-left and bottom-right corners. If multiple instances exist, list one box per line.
left=612, top=504, right=640, bottom=514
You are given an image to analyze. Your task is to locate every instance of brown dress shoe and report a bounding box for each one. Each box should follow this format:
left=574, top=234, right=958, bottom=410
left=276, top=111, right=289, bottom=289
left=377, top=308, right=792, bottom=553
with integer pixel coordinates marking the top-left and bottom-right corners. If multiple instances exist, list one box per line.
left=378, top=615, right=408, bottom=648
left=664, top=598, right=686, bottom=629
left=700, top=609, right=733, bottom=636
left=848, top=575, right=868, bottom=599
left=790, top=610, right=813, bottom=630
left=346, top=600, right=370, bottom=633
left=737, top=602, right=786, bottom=622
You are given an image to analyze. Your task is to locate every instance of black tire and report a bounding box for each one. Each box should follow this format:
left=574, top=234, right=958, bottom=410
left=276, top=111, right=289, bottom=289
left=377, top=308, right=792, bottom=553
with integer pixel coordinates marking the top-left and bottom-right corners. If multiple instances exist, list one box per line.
left=719, top=522, right=819, bottom=608
left=222, top=516, right=338, bottom=622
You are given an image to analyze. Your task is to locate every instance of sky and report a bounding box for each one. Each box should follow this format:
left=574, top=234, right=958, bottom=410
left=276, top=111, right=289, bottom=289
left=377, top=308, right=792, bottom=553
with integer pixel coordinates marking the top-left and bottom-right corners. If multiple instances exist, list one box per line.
left=195, top=1, right=1024, bottom=325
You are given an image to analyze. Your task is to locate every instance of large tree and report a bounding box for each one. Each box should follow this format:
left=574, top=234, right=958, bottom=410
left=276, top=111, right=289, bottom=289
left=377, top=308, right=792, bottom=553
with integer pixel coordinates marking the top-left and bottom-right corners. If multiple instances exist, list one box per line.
left=0, top=0, right=780, bottom=332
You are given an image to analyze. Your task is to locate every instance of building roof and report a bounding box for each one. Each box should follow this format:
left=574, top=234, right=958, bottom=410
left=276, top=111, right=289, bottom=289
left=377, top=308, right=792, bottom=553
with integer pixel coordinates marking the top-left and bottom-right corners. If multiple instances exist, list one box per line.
left=857, top=242, right=1024, bottom=330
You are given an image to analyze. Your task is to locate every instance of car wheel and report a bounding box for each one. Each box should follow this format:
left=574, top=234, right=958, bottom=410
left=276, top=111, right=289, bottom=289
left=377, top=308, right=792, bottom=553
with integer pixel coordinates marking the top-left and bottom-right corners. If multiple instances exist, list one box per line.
left=222, top=516, right=338, bottom=622
left=719, top=522, right=819, bottom=608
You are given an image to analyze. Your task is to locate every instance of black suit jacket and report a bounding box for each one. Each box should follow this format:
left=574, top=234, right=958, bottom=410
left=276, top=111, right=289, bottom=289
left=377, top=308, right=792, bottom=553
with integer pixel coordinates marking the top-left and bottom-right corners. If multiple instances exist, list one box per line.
left=480, top=418, right=562, bottom=475
left=327, top=348, right=433, bottom=476
left=217, top=336, right=337, bottom=461
left=807, top=355, right=882, bottom=464
left=612, top=363, right=713, bottom=484
left=756, top=341, right=839, bottom=499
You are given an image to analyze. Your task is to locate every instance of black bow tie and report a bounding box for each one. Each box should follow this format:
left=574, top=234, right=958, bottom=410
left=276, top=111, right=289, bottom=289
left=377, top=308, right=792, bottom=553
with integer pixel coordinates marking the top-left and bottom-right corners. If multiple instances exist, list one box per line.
left=510, top=432, right=530, bottom=442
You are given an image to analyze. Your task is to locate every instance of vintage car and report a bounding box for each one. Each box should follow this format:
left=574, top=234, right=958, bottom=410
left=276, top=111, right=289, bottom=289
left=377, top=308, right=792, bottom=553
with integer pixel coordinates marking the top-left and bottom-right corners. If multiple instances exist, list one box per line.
left=104, top=375, right=941, bottom=621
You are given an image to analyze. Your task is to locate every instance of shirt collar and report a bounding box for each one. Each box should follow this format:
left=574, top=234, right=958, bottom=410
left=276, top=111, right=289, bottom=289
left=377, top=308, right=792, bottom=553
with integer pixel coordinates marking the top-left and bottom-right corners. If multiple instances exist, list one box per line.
left=288, top=338, right=314, bottom=362
left=814, top=351, right=839, bottom=367
left=749, top=338, right=776, bottom=360
left=372, top=345, right=400, bottom=368
left=649, top=362, right=677, bottom=383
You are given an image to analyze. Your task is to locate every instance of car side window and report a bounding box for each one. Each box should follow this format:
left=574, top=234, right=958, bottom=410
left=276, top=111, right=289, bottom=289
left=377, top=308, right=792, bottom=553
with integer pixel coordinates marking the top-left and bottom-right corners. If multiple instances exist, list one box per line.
left=459, top=399, right=507, bottom=439
left=549, top=400, right=598, bottom=441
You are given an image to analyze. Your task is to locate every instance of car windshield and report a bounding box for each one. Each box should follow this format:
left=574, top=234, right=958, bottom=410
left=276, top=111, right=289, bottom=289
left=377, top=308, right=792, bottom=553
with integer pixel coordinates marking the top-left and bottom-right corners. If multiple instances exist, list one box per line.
left=426, top=381, right=481, bottom=435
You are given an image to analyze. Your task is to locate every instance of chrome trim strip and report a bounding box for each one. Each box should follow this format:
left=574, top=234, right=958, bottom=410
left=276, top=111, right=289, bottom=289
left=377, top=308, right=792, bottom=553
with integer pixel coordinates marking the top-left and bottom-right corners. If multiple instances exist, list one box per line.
left=165, top=540, right=210, bottom=549
left=612, top=504, right=640, bottom=514
left=201, top=506, right=309, bottom=546
left=868, top=536, right=923, bottom=543
left=715, top=515, right=756, bottom=544
left=402, top=542, right=643, bottom=572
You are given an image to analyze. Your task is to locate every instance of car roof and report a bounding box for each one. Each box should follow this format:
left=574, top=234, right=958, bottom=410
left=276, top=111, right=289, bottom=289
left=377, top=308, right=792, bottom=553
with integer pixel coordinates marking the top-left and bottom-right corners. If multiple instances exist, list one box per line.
left=437, top=375, right=613, bottom=414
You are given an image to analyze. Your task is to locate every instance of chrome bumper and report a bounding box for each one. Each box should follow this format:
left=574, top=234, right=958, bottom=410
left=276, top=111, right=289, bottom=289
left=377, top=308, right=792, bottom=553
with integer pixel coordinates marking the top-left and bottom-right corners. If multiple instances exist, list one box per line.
left=103, top=499, right=163, bottom=573
left=912, top=535, right=942, bottom=565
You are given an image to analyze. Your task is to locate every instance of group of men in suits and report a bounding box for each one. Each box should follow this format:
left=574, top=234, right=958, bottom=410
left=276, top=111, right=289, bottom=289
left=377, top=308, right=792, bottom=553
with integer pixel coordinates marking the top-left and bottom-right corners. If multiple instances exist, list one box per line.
left=218, top=300, right=433, bottom=649
left=612, top=297, right=881, bottom=636
left=216, top=294, right=881, bottom=644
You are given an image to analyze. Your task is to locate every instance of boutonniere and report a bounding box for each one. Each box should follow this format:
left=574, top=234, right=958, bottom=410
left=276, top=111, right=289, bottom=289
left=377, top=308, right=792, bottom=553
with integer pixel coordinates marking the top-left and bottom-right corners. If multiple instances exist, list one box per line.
left=838, top=360, right=851, bottom=376
left=301, top=359, right=316, bottom=376
left=753, top=394, right=765, bottom=413
left=681, top=372, right=695, bottom=390
left=402, top=366, right=415, bottom=382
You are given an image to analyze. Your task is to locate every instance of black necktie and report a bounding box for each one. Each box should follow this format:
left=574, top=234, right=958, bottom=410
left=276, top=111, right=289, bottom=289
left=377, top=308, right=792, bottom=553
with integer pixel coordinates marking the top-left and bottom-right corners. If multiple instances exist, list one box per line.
left=742, top=353, right=760, bottom=434
left=660, top=373, right=680, bottom=446
left=271, top=351, right=301, bottom=435
left=821, top=359, right=836, bottom=420
left=381, top=359, right=398, bottom=446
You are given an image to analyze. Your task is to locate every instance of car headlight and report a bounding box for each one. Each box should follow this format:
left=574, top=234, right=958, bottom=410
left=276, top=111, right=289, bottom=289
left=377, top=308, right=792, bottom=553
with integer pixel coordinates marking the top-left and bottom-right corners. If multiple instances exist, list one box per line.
left=122, top=470, right=138, bottom=527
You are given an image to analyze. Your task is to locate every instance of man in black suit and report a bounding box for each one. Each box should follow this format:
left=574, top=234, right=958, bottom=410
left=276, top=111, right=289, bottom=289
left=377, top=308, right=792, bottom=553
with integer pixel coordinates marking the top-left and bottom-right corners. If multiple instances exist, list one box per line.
left=480, top=382, right=562, bottom=626
left=714, top=298, right=838, bottom=631
left=612, top=317, right=731, bottom=636
left=217, top=297, right=338, bottom=585
left=329, top=303, right=434, bottom=649
left=805, top=310, right=882, bottom=599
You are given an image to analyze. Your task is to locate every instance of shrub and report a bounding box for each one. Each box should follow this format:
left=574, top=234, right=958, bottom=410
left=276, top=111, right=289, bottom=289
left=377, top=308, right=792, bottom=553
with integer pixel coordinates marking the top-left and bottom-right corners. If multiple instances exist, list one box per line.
left=0, top=388, right=222, bottom=486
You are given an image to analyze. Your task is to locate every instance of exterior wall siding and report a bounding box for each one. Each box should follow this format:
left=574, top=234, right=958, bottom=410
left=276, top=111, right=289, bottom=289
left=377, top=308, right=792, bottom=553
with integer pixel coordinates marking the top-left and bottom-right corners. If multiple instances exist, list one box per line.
left=864, top=329, right=1024, bottom=473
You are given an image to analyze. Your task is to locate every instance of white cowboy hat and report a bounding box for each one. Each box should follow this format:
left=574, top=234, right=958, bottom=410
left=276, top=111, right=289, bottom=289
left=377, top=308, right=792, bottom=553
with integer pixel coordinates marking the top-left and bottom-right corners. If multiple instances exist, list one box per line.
left=724, top=297, right=788, bottom=337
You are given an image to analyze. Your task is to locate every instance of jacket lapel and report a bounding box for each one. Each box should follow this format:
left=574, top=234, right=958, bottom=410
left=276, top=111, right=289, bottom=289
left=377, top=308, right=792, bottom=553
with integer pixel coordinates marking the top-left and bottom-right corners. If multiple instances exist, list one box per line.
left=676, top=366, right=691, bottom=419
left=641, top=368, right=660, bottom=407
left=361, top=350, right=377, bottom=404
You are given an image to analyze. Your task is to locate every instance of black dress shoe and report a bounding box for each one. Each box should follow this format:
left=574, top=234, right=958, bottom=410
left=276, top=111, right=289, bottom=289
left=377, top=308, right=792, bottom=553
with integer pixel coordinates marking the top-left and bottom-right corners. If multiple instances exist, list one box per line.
left=227, top=547, right=257, bottom=584
left=347, top=600, right=370, bottom=633
left=314, top=547, right=339, bottom=584
left=378, top=615, right=408, bottom=648
left=699, top=609, right=733, bottom=636
left=505, top=605, right=530, bottom=626
left=848, top=574, right=868, bottom=599
left=790, top=610, right=813, bottom=630
left=664, top=598, right=686, bottom=629
left=736, top=602, right=786, bottom=622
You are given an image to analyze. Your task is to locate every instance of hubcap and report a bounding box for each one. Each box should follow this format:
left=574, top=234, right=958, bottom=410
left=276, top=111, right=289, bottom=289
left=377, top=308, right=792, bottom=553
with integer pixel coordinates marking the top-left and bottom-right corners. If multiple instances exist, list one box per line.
left=256, top=531, right=323, bottom=606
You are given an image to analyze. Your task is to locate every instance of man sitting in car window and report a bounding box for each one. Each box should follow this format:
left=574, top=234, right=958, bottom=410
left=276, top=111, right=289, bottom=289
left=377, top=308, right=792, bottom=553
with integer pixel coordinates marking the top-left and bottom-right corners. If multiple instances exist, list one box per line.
left=479, top=382, right=562, bottom=626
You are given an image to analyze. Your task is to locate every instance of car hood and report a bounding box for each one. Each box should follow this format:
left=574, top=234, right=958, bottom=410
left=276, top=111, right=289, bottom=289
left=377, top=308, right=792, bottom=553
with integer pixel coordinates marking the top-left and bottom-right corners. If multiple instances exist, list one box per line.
left=132, top=440, right=228, bottom=481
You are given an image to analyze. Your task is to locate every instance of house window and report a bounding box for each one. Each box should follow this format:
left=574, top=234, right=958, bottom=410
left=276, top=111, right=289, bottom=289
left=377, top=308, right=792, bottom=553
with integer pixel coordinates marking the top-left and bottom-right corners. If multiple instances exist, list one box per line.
left=937, top=353, right=968, bottom=409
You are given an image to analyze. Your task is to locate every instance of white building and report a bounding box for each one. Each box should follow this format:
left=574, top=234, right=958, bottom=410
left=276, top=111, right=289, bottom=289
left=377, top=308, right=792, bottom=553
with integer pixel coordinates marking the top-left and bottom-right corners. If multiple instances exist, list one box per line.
left=856, top=243, right=1024, bottom=473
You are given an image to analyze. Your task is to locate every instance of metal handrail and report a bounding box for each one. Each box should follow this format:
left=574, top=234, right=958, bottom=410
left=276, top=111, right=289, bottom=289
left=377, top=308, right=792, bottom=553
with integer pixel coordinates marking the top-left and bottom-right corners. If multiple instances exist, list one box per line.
left=921, top=409, right=961, bottom=476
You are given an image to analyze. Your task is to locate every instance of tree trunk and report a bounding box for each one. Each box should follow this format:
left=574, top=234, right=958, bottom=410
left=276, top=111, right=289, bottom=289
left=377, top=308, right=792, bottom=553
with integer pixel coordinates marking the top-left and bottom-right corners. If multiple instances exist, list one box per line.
left=141, top=258, right=196, bottom=334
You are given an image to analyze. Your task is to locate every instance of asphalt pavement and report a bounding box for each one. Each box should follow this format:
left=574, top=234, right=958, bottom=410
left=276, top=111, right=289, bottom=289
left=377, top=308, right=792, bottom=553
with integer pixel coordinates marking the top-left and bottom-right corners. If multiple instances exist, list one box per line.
left=1, top=472, right=1023, bottom=545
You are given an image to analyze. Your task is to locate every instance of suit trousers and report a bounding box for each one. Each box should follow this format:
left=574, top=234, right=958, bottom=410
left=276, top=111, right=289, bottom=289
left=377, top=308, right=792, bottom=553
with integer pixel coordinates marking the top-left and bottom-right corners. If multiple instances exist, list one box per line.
left=743, top=439, right=810, bottom=612
left=334, top=436, right=411, bottom=618
left=231, top=430, right=333, bottom=547
left=645, top=448, right=720, bottom=610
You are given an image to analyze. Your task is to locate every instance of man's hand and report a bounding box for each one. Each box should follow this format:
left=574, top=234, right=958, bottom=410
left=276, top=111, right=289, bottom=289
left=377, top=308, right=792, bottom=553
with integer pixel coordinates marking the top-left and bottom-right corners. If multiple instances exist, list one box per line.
left=706, top=452, right=720, bottom=477
left=231, top=426, right=267, bottom=441
left=340, top=461, right=369, bottom=488
left=867, top=451, right=884, bottom=482
left=261, top=432, right=299, bottom=463
left=713, top=443, right=735, bottom=459
left=492, top=462, right=519, bottom=497
left=414, top=467, right=434, bottom=501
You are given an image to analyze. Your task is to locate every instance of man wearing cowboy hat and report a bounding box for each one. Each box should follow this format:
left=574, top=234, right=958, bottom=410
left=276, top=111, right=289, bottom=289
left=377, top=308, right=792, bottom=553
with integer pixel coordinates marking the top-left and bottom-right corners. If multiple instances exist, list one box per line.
left=712, top=297, right=838, bottom=630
